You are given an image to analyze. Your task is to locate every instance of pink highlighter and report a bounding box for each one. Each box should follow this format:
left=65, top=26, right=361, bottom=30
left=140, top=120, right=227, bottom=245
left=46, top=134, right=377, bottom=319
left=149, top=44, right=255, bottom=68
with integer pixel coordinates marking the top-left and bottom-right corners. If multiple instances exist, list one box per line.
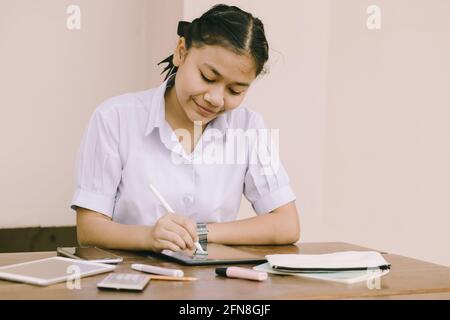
left=215, top=267, right=268, bottom=281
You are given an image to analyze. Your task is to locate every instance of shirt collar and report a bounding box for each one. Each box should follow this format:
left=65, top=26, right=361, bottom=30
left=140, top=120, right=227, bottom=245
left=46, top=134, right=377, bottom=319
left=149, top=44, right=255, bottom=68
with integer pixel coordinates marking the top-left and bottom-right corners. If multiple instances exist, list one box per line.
left=144, top=75, right=229, bottom=137
left=144, top=75, right=173, bottom=136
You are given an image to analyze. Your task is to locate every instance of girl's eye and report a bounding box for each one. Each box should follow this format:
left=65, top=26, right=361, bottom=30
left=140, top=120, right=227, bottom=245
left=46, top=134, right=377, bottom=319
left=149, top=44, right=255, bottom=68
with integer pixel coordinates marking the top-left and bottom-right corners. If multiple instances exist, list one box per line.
left=229, top=89, right=242, bottom=96
left=201, top=73, right=214, bottom=83
left=200, top=71, right=243, bottom=95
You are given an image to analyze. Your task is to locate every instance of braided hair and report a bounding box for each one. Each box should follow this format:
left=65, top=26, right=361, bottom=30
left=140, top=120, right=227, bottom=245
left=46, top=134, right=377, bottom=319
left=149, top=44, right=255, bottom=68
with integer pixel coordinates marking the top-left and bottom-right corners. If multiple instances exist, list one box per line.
left=158, top=4, right=269, bottom=80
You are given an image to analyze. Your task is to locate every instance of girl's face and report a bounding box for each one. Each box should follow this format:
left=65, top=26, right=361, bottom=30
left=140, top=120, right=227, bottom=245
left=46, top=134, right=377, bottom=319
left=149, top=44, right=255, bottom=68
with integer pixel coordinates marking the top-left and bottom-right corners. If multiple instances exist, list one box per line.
left=172, top=41, right=257, bottom=126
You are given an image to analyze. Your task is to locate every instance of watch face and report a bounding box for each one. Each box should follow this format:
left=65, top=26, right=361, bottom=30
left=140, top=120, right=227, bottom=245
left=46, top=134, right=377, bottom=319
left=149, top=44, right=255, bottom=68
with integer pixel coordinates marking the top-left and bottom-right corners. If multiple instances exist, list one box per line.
left=196, top=223, right=208, bottom=233
left=196, top=223, right=208, bottom=242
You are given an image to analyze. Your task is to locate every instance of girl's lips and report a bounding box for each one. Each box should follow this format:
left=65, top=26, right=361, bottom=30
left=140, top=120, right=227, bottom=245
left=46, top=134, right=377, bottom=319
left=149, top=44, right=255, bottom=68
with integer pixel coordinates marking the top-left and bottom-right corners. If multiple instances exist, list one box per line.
left=194, top=100, right=217, bottom=117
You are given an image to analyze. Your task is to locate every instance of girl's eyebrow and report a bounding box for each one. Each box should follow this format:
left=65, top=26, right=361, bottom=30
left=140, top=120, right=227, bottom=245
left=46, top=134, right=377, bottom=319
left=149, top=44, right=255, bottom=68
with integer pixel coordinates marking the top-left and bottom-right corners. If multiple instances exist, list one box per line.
left=203, top=63, right=250, bottom=87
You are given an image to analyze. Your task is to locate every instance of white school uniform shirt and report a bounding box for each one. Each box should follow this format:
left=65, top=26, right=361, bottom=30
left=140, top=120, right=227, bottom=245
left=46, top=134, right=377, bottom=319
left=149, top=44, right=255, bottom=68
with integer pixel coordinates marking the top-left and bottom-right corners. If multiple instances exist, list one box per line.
left=70, top=76, right=296, bottom=225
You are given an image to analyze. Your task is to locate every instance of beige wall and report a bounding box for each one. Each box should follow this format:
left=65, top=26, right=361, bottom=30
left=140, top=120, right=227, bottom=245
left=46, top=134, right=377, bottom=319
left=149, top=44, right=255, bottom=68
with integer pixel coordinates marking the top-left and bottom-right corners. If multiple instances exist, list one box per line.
left=1, top=1, right=449, bottom=266
left=322, top=0, right=450, bottom=267
left=184, top=0, right=450, bottom=267
left=0, top=0, right=182, bottom=227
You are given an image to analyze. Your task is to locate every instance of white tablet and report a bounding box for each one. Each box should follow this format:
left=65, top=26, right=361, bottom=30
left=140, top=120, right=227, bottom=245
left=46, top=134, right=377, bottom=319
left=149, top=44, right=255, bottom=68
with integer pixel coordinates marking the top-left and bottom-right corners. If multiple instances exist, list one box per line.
left=0, top=256, right=115, bottom=286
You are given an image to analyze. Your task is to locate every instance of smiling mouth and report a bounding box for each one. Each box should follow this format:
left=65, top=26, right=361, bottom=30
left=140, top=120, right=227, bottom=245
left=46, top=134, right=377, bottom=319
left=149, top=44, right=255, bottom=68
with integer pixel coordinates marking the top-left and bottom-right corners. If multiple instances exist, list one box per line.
left=194, top=100, right=217, bottom=116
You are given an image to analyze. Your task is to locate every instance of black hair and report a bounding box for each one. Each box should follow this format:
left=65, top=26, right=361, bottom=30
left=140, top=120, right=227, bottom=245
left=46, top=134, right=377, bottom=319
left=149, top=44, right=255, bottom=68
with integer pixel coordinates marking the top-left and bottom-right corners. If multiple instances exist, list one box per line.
left=158, top=4, right=269, bottom=80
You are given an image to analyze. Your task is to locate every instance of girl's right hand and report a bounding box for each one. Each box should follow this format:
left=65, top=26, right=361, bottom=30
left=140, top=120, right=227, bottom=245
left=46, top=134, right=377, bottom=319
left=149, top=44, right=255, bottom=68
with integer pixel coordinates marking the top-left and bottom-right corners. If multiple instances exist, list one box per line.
left=148, top=212, right=198, bottom=252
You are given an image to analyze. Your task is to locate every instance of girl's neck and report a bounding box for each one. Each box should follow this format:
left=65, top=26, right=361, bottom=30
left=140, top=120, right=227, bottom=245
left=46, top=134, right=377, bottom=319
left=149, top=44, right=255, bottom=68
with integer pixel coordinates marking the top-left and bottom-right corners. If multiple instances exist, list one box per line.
left=164, top=86, right=208, bottom=155
left=164, top=87, right=192, bottom=130
left=164, top=86, right=202, bottom=132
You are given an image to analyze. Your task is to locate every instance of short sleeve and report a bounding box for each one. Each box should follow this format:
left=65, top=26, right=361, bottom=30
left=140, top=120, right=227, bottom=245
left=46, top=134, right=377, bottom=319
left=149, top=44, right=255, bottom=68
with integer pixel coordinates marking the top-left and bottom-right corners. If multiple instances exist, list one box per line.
left=243, top=112, right=296, bottom=215
left=70, top=102, right=122, bottom=218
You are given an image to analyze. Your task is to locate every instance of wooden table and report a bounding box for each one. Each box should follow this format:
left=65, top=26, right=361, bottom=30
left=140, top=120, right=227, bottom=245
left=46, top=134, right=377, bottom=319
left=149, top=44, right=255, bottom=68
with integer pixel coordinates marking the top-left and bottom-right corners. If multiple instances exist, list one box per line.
left=1, top=242, right=449, bottom=299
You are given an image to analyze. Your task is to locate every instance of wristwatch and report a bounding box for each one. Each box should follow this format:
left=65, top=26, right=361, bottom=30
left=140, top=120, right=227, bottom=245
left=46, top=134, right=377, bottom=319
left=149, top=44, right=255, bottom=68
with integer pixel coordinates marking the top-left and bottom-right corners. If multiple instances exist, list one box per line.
left=196, top=222, right=208, bottom=243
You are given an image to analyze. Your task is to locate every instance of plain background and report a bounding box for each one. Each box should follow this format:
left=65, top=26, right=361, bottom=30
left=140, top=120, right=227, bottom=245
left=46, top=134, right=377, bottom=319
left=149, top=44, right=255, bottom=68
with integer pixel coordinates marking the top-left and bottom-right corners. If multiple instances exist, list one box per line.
left=0, top=0, right=449, bottom=267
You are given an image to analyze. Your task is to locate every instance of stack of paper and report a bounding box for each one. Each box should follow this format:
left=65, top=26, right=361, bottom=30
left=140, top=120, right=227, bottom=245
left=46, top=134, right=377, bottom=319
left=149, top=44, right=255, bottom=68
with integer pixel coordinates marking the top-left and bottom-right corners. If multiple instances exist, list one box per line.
left=253, top=251, right=391, bottom=284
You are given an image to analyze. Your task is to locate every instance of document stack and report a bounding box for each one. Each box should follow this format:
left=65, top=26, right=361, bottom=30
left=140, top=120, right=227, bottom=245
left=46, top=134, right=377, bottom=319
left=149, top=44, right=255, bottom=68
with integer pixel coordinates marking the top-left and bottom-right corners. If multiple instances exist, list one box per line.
left=254, top=251, right=391, bottom=284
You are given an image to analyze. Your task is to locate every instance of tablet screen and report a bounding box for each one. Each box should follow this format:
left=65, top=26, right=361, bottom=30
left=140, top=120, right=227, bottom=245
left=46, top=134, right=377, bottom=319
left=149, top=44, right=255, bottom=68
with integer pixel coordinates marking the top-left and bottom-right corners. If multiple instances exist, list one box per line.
left=157, top=243, right=267, bottom=265
left=0, top=257, right=115, bottom=286
left=1, top=258, right=103, bottom=278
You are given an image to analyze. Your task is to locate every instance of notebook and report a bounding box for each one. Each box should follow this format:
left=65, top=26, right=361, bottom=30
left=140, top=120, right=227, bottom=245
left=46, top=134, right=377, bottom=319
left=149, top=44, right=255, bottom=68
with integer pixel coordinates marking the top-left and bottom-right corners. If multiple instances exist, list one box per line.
left=266, top=251, right=391, bottom=272
left=253, top=262, right=390, bottom=284
left=253, top=251, right=391, bottom=284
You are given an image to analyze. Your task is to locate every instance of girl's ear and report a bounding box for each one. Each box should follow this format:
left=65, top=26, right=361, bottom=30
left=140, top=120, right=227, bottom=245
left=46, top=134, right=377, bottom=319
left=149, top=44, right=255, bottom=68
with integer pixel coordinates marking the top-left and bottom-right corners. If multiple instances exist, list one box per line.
left=173, top=37, right=187, bottom=67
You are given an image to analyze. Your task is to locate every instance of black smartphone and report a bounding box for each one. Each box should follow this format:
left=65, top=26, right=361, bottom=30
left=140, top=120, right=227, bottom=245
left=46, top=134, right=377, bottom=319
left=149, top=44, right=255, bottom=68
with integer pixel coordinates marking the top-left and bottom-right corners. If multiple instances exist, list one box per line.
left=57, top=246, right=123, bottom=264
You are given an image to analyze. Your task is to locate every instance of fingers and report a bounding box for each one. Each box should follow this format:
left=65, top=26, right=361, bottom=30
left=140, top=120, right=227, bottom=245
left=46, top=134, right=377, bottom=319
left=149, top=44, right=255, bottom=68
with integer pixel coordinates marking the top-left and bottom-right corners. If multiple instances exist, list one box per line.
left=168, top=213, right=198, bottom=243
left=156, top=239, right=182, bottom=252
left=152, top=213, right=198, bottom=252
left=155, top=227, right=187, bottom=250
left=167, top=220, right=195, bottom=250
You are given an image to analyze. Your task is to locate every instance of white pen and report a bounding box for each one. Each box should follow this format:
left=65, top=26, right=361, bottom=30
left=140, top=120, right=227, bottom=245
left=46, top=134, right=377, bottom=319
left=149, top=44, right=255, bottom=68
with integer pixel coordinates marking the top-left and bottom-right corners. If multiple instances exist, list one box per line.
left=149, top=183, right=206, bottom=254
left=131, top=263, right=184, bottom=277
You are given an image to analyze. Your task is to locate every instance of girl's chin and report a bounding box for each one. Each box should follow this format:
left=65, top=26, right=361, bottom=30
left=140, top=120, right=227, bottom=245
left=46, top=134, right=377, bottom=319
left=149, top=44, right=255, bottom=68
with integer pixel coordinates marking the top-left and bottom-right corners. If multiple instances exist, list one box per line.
left=186, top=108, right=214, bottom=125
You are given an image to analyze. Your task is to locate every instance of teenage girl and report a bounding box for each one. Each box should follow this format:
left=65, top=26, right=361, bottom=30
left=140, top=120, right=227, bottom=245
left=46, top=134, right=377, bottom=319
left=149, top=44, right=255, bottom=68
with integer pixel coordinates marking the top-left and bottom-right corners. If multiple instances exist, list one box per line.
left=71, top=4, right=300, bottom=253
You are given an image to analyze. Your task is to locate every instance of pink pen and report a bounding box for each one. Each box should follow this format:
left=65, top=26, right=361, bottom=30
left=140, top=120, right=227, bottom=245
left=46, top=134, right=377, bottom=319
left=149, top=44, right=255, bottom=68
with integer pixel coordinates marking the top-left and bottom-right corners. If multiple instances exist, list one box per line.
left=215, top=267, right=268, bottom=281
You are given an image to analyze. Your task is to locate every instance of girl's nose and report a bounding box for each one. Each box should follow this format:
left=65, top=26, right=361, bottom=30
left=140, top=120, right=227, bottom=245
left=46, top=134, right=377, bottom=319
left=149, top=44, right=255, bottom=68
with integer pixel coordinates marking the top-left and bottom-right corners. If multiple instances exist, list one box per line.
left=204, top=91, right=224, bottom=109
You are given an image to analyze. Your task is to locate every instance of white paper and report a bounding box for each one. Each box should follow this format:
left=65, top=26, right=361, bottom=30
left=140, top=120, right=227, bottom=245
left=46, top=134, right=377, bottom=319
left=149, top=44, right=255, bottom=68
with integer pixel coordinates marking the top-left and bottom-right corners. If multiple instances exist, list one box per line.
left=253, top=262, right=390, bottom=284
left=266, top=251, right=390, bottom=270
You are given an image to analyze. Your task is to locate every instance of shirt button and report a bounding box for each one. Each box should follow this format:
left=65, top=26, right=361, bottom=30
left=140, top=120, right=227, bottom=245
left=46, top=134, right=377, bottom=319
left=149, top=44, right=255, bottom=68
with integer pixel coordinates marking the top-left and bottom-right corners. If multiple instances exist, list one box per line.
left=183, top=194, right=194, bottom=206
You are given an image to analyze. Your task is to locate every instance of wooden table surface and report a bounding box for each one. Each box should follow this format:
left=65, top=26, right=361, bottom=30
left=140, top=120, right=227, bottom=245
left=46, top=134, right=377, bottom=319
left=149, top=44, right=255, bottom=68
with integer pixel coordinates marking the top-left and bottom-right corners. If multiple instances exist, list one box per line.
left=1, top=242, right=449, bottom=300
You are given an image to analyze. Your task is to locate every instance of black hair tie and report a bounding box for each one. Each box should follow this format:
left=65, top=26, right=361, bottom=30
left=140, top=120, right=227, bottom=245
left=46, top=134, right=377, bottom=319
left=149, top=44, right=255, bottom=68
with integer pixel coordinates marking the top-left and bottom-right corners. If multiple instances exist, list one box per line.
left=158, top=21, right=191, bottom=81
left=177, top=21, right=191, bottom=37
